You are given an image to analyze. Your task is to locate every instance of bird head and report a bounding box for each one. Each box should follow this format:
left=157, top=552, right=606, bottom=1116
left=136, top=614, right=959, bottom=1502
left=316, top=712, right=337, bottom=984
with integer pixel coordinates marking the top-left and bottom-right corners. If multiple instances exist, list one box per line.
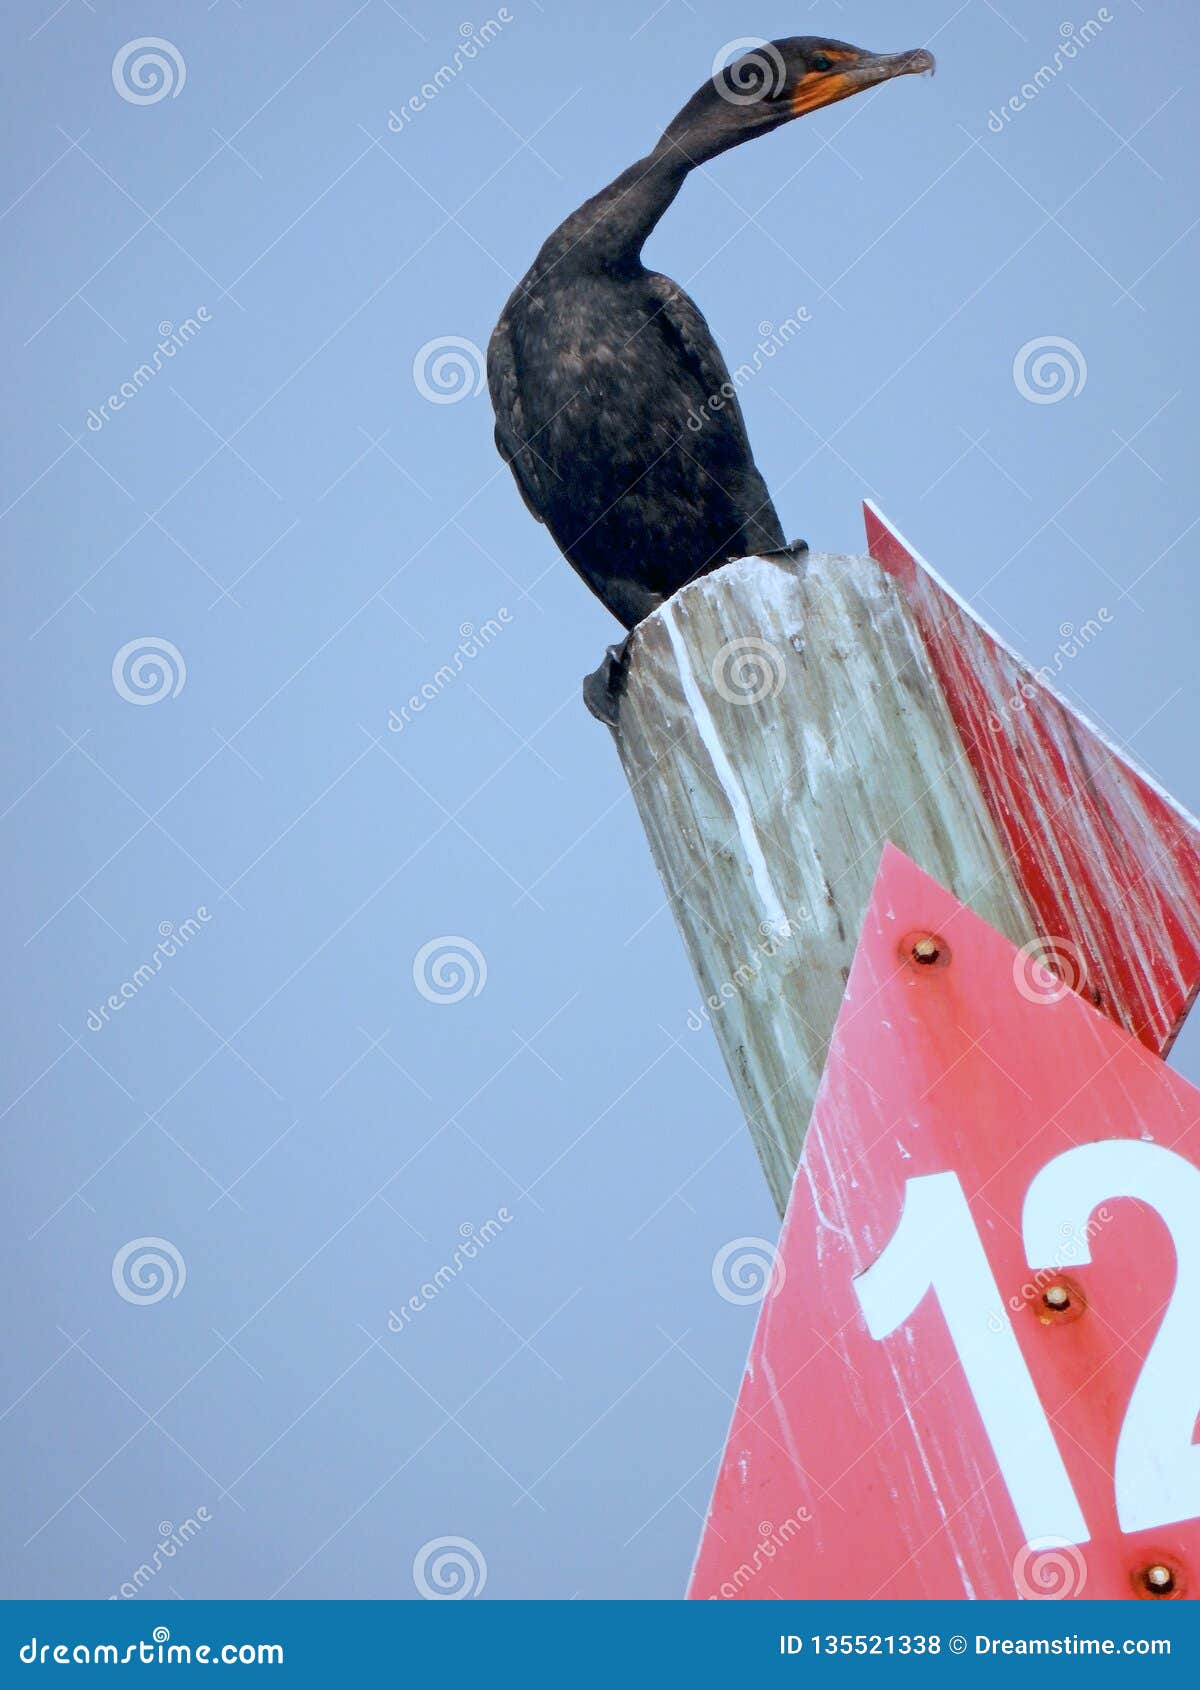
left=659, top=38, right=935, bottom=161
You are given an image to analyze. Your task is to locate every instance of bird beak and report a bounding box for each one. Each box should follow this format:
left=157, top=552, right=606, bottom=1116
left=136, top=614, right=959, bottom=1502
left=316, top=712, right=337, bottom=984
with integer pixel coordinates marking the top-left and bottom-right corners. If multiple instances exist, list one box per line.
left=790, top=47, right=936, bottom=117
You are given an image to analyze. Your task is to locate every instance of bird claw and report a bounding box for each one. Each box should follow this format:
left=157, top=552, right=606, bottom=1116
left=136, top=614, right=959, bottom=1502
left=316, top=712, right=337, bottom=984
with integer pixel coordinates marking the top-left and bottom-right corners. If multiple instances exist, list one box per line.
left=759, top=537, right=809, bottom=569
left=583, top=638, right=631, bottom=730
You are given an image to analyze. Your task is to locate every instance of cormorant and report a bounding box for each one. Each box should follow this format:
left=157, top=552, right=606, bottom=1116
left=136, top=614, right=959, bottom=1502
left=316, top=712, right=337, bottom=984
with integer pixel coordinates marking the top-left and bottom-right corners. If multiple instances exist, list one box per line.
left=487, top=37, right=934, bottom=717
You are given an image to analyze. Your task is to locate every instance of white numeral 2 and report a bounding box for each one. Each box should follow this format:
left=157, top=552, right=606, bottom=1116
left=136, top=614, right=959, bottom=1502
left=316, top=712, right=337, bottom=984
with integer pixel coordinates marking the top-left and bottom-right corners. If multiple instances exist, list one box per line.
left=1024, top=1139, right=1200, bottom=1534
left=854, top=1141, right=1200, bottom=1542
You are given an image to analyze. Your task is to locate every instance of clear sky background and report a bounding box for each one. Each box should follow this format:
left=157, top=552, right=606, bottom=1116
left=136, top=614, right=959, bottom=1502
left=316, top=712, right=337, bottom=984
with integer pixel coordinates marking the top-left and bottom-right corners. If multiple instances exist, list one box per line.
left=2, top=0, right=1198, bottom=1600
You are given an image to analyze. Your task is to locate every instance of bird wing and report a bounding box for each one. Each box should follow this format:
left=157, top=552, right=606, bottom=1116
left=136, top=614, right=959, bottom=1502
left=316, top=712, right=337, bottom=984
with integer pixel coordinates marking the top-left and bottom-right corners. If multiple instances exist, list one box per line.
left=642, top=272, right=752, bottom=446
left=486, top=314, right=546, bottom=524
left=643, top=270, right=786, bottom=555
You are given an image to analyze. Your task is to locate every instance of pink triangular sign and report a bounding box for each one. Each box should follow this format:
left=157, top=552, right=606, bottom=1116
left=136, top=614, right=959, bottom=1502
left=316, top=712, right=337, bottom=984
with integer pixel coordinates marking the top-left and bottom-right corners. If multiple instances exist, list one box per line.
left=690, top=845, right=1200, bottom=1601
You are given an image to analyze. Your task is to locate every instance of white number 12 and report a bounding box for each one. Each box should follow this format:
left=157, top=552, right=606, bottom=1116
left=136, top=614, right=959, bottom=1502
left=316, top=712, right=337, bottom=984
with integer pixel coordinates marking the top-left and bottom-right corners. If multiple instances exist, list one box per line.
left=854, top=1140, right=1200, bottom=1543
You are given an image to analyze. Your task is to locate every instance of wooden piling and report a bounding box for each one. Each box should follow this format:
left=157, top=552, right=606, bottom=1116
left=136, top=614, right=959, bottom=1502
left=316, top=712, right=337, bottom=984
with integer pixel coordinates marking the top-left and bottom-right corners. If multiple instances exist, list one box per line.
left=606, top=550, right=1036, bottom=1214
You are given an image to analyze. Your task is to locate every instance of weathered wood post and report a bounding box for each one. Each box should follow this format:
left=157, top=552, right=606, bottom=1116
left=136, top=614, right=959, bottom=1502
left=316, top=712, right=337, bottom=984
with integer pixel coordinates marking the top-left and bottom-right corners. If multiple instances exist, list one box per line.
left=597, top=507, right=1200, bottom=1215
left=602, top=547, right=1032, bottom=1212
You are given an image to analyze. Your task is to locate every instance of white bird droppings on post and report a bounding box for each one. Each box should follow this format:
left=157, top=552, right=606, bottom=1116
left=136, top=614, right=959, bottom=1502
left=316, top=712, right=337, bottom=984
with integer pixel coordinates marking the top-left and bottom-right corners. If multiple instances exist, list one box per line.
left=610, top=552, right=1036, bottom=1213
left=662, top=601, right=789, bottom=937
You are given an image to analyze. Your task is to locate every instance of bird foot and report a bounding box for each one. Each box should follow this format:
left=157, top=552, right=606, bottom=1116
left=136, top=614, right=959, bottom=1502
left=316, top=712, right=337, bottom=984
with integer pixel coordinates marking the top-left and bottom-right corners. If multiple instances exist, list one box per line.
left=759, top=537, right=808, bottom=560
left=582, top=637, right=631, bottom=730
left=759, top=537, right=809, bottom=570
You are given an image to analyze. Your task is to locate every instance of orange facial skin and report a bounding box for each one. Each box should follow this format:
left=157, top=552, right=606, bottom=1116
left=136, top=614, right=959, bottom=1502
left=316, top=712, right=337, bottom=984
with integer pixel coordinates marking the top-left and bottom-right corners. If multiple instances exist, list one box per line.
left=791, top=47, right=935, bottom=118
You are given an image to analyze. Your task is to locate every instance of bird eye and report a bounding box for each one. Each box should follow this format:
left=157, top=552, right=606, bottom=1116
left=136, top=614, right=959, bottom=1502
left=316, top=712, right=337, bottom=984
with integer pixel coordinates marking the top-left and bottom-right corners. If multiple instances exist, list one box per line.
left=810, top=55, right=834, bottom=72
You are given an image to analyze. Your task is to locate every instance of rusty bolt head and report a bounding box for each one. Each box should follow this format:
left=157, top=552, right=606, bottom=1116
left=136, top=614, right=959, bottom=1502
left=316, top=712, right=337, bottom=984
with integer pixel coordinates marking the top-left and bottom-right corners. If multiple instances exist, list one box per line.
left=1030, top=1274, right=1086, bottom=1325
left=1143, top=1564, right=1175, bottom=1595
left=901, top=932, right=952, bottom=971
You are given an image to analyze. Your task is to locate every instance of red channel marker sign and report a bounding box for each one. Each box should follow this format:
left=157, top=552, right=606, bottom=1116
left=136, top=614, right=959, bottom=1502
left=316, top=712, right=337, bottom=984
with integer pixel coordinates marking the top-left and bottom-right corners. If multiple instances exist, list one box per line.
left=689, top=846, right=1200, bottom=1601
left=864, top=500, right=1200, bottom=1058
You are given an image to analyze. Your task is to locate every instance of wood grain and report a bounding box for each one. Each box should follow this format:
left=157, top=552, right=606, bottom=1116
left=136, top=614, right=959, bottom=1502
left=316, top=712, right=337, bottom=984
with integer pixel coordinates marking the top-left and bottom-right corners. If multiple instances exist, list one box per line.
left=611, top=551, right=1036, bottom=1212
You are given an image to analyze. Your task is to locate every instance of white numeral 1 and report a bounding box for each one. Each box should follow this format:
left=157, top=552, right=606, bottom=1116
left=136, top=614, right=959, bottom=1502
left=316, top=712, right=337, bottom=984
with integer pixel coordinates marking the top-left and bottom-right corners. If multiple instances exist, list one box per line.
left=854, top=1170, right=1089, bottom=1546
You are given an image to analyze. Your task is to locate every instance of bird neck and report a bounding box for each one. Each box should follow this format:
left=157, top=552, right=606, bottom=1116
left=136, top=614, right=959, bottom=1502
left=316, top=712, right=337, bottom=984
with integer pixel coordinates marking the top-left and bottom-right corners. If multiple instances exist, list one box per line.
left=536, top=90, right=764, bottom=276
left=543, top=146, right=693, bottom=274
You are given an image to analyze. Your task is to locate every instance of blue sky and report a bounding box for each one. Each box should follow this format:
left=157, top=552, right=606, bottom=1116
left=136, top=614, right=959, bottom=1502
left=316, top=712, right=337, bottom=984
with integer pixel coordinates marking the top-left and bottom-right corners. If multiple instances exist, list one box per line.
left=2, top=0, right=1198, bottom=1600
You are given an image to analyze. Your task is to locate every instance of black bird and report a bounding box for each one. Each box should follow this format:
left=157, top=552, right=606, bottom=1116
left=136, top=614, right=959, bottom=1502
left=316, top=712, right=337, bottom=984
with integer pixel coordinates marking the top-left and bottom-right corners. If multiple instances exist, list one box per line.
left=487, top=37, right=934, bottom=714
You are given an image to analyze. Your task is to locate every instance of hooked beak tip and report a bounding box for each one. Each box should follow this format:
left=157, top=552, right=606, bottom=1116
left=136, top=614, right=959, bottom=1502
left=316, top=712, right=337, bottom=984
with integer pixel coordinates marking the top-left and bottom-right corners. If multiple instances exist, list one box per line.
left=896, top=48, right=937, bottom=79
left=845, top=46, right=937, bottom=95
